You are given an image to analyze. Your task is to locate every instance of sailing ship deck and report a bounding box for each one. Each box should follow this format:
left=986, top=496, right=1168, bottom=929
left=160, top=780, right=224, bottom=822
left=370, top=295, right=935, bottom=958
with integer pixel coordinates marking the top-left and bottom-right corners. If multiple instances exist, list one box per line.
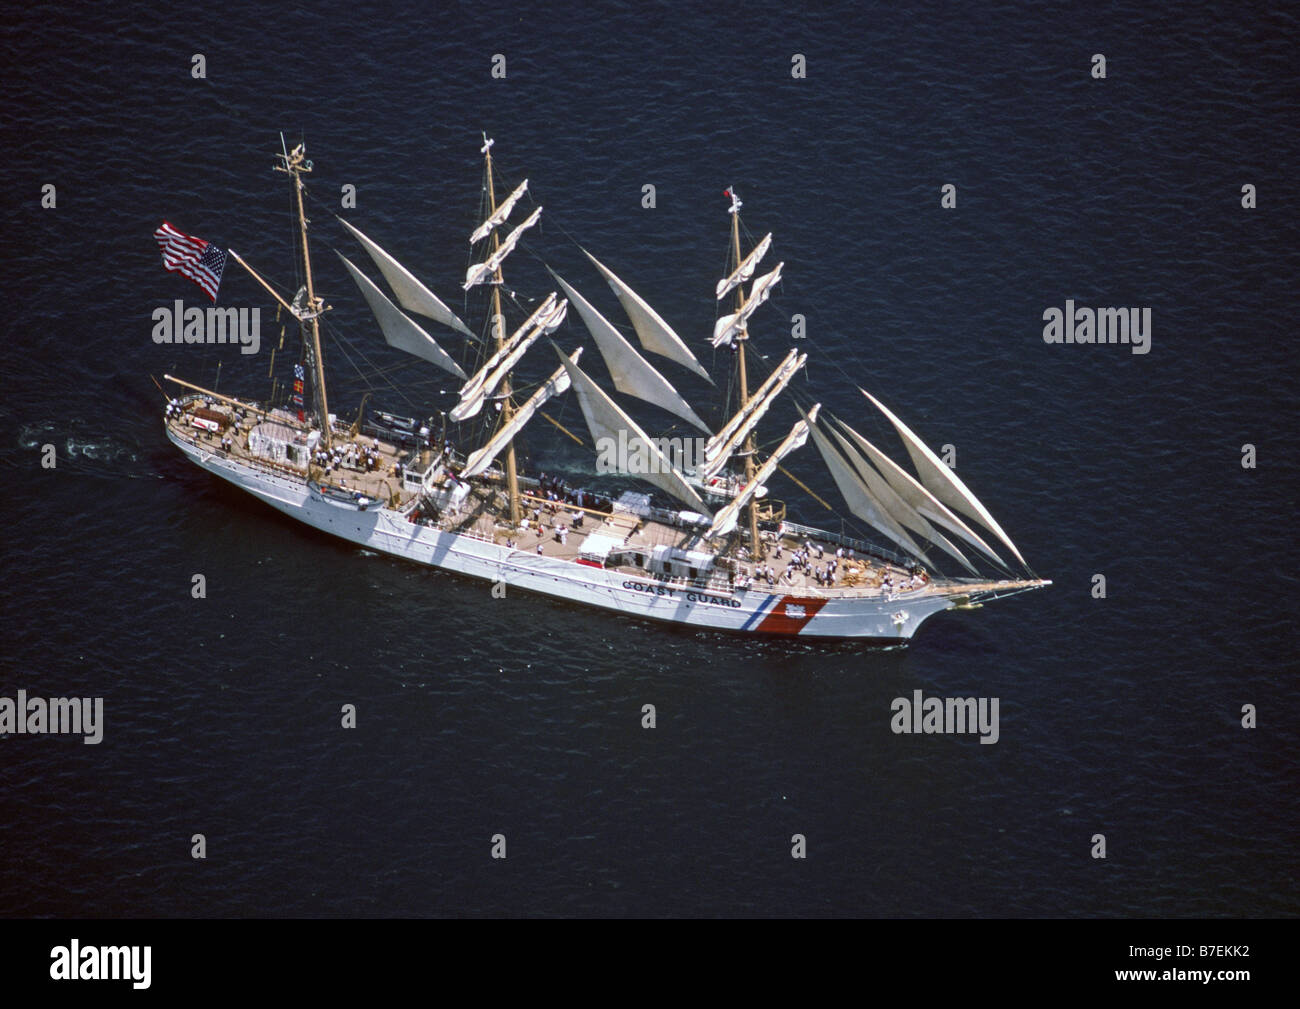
left=166, top=395, right=975, bottom=602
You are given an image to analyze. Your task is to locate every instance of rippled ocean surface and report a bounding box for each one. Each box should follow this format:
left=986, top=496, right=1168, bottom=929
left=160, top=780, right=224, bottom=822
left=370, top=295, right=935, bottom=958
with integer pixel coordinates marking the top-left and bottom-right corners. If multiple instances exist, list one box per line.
left=1, top=2, right=1296, bottom=916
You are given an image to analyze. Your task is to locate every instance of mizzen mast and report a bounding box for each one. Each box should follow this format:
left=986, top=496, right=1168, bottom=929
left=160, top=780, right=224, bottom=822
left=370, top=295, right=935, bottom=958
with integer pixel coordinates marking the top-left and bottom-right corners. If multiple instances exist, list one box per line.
left=727, top=187, right=764, bottom=563
left=275, top=139, right=332, bottom=448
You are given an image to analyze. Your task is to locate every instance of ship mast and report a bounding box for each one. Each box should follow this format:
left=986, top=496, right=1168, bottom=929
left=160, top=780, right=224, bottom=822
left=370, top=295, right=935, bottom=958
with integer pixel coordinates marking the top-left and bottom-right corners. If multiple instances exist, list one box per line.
left=729, top=190, right=763, bottom=563
left=276, top=140, right=331, bottom=448
left=482, top=138, right=521, bottom=525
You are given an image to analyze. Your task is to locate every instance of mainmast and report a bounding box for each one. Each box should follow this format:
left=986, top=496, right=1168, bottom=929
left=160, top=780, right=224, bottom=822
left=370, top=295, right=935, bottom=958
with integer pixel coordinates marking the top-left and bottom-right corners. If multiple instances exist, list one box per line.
left=482, top=136, right=521, bottom=525
left=728, top=188, right=763, bottom=563
left=275, top=140, right=331, bottom=448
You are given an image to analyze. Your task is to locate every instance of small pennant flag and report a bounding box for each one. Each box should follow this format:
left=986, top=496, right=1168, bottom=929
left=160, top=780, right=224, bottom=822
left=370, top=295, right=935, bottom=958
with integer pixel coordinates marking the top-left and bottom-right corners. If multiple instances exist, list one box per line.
left=154, top=221, right=227, bottom=302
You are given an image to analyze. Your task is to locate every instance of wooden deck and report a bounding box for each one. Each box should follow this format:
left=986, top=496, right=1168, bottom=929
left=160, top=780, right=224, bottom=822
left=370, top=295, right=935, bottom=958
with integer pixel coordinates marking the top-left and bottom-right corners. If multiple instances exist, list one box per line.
left=167, top=397, right=416, bottom=507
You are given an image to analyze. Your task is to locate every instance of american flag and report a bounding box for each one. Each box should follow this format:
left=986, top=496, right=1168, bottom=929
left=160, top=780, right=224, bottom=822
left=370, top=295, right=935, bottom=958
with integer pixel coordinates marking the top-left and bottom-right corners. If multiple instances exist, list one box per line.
left=154, top=221, right=227, bottom=301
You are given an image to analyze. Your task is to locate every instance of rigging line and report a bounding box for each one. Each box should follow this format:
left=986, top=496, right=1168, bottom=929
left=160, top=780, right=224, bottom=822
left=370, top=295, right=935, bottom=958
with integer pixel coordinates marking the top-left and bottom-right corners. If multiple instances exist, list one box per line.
left=783, top=340, right=1026, bottom=578
left=325, top=338, right=410, bottom=406
left=319, top=316, right=424, bottom=413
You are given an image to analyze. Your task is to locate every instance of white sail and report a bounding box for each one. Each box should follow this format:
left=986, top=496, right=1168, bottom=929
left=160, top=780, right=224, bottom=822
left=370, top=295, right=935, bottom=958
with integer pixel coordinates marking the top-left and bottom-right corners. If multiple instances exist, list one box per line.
left=702, top=351, right=805, bottom=479
left=459, top=293, right=558, bottom=401
left=555, top=346, right=712, bottom=516
left=832, top=415, right=1006, bottom=569
left=451, top=299, right=567, bottom=422
left=469, top=178, right=528, bottom=245
left=460, top=347, right=583, bottom=479
left=706, top=408, right=815, bottom=538
left=551, top=271, right=711, bottom=434
left=708, top=349, right=798, bottom=454
left=335, top=252, right=467, bottom=380
left=337, top=217, right=473, bottom=338
left=826, top=421, right=978, bottom=575
left=464, top=206, right=543, bottom=290
left=716, top=233, right=772, bottom=300
left=803, top=407, right=929, bottom=564
left=583, top=250, right=711, bottom=382
left=748, top=261, right=784, bottom=306
left=860, top=388, right=1028, bottom=568
left=712, top=261, right=784, bottom=347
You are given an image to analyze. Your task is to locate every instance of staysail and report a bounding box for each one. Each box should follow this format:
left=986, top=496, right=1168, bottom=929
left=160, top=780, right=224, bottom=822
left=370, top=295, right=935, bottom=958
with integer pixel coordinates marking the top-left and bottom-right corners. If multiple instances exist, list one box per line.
left=469, top=178, right=528, bottom=245
left=706, top=408, right=816, bottom=538
left=555, top=346, right=712, bottom=516
left=337, top=217, right=473, bottom=338
left=582, top=251, right=711, bottom=382
left=825, top=421, right=978, bottom=575
left=802, top=406, right=929, bottom=563
left=831, top=415, right=1006, bottom=569
left=551, top=271, right=711, bottom=434
left=336, top=252, right=467, bottom=380
left=860, top=388, right=1028, bottom=568
left=460, top=348, right=584, bottom=479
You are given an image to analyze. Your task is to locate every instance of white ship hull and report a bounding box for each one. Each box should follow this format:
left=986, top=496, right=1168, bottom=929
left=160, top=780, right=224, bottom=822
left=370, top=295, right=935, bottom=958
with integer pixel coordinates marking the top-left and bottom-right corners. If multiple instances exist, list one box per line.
left=169, top=427, right=961, bottom=642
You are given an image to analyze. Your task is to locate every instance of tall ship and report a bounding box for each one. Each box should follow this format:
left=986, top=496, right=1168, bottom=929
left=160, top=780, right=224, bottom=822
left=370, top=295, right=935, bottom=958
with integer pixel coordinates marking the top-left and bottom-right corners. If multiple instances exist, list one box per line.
left=156, top=136, right=1048, bottom=642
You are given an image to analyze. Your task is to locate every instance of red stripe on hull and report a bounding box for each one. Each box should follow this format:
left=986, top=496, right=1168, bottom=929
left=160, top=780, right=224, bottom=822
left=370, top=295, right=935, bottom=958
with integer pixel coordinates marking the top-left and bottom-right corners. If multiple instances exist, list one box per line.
left=755, top=595, right=828, bottom=634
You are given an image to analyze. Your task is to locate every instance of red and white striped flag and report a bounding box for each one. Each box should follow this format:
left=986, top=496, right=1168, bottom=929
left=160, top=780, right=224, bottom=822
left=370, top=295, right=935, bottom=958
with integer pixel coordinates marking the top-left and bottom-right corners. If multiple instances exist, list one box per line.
left=154, top=221, right=227, bottom=302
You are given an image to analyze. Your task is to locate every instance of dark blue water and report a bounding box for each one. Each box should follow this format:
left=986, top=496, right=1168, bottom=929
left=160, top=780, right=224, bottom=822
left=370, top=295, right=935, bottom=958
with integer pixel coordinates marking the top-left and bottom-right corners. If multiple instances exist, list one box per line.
left=1, top=1, right=1296, bottom=917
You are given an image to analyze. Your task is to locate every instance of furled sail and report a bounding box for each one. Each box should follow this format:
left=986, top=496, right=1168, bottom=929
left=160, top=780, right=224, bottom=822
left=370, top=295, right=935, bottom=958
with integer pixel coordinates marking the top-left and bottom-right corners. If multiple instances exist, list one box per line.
left=826, top=421, right=978, bottom=575
left=469, top=178, right=528, bottom=245
left=460, top=348, right=584, bottom=479
left=337, top=217, right=473, bottom=338
left=802, top=406, right=929, bottom=563
left=463, top=206, right=543, bottom=290
left=706, top=408, right=816, bottom=538
left=831, top=415, right=1006, bottom=569
left=458, top=293, right=559, bottom=402
left=451, top=298, right=567, bottom=422
left=336, top=252, right=467, bottom=380
left=712, top=261, right=784, bottom=347
left=551, top=271, right=711, bottom=434
left=582, top=250, right=711, bottom=382
left=702, top=351, right=805, bottom=479
left=716, top=233, right=772, bottom=300
left=554, top=346, right=712, bottom=516
left=708, top=349, right=798, bottom=454
left=860, top=388, right=1028, bottom=568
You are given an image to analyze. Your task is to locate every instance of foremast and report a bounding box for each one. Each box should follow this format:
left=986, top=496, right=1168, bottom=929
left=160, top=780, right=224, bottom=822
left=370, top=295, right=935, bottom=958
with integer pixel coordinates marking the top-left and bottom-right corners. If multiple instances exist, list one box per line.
left=274, top=140, right=332, bottom=448
left=480, top=137, right=522, bottom=525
